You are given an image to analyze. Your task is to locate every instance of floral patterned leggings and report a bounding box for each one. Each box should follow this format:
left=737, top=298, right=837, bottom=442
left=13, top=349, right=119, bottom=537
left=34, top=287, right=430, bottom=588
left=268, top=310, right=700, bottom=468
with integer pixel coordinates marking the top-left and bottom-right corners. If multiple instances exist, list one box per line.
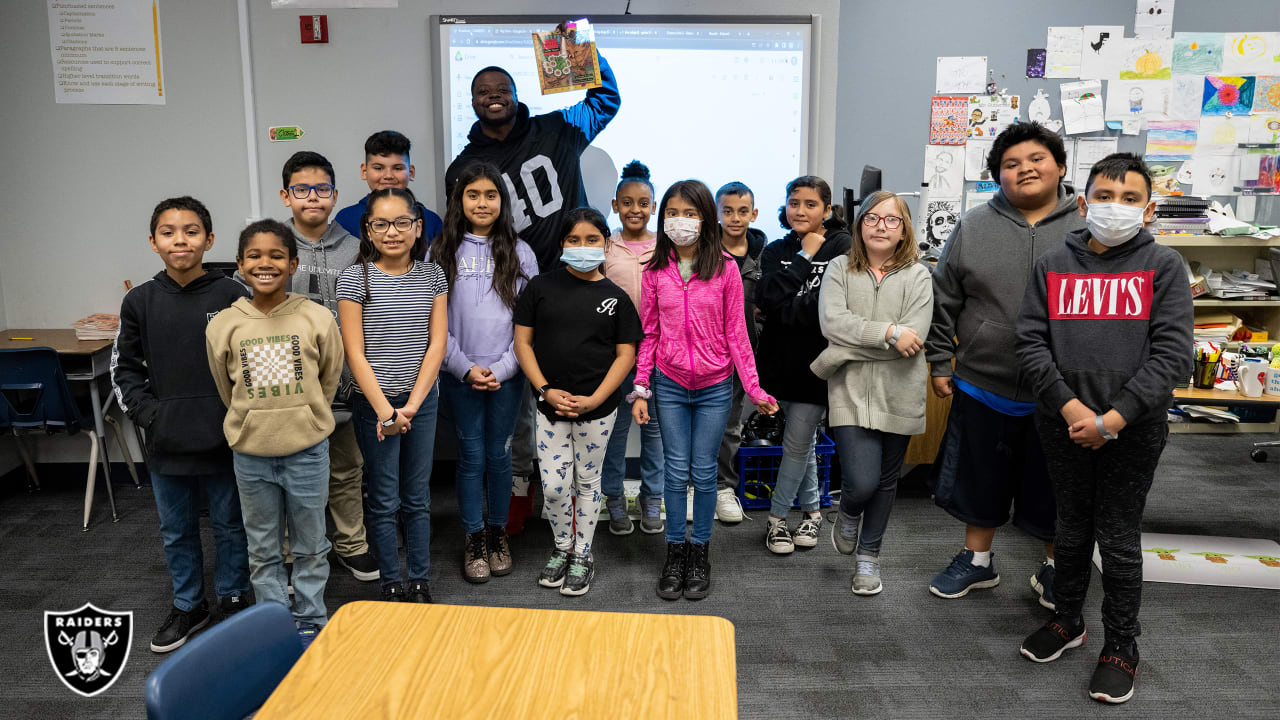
left=535, top=410, right=616, bottom=556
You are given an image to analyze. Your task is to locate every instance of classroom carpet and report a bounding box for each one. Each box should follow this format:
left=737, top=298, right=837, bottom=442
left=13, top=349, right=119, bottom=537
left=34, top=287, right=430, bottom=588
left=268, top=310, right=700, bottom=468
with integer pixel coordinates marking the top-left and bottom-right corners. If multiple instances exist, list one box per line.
left=1, top=432, right=1277, bottom=719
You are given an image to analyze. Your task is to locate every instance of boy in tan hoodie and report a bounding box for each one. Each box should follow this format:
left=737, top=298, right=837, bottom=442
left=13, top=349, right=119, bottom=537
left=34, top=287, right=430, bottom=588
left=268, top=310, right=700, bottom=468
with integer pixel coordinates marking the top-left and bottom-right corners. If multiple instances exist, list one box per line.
left=206, top=218, right=343, bottom=649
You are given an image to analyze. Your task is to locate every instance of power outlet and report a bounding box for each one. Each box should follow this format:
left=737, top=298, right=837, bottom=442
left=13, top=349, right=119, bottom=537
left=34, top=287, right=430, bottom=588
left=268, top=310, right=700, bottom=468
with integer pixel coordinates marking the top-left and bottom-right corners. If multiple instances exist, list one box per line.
left=300, top=15, right=328, bottom=44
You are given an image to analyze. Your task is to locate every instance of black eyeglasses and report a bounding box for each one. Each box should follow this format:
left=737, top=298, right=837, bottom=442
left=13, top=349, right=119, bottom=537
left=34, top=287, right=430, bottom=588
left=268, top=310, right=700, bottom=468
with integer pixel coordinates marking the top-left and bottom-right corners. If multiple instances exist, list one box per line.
left=288, top=183, right=335, bottom=199
left=862, top=212, right=904, bottom=229
left=367, top=217, right=418, bottom=235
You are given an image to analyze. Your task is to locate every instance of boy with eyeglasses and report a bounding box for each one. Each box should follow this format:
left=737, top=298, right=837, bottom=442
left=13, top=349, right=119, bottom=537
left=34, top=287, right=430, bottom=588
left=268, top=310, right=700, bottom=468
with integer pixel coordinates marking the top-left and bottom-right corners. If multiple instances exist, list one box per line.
left=274, top=151, right=381, bottom=586
left=334, top=130, right=443, bottom=245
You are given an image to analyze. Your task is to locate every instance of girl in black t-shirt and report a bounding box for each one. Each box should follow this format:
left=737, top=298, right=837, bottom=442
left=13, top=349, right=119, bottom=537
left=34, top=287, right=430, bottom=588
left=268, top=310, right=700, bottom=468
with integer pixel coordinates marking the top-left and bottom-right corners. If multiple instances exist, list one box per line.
left=513, top=207, right=643, bottom=597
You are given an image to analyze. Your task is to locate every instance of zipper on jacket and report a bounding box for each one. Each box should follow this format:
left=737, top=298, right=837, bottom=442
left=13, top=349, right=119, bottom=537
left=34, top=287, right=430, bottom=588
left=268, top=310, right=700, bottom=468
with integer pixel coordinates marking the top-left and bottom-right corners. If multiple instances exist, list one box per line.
left=865, top=269, right=883, bottom=416
left=681, top=269, right=696, bottom=388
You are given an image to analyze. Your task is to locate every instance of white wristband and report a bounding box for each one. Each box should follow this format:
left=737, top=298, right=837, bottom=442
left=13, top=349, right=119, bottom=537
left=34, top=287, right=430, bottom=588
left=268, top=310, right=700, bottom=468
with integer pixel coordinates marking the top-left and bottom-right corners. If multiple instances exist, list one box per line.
left=1095, top=415, right=1117, bottom=440
left=888, top=324, right=903, bottom=346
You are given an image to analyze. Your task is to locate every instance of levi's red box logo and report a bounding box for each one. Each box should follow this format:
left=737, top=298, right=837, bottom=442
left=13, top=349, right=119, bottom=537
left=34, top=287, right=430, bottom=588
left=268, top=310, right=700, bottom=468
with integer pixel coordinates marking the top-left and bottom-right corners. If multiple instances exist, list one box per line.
left=1047, top=271, right=1155, bottom=320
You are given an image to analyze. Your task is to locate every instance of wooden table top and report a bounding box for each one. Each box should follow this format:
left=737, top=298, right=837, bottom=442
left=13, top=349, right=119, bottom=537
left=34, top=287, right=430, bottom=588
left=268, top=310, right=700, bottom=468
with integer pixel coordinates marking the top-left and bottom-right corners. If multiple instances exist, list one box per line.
left=255, top=602, right=738, bottom=720
left=0, top=329, right=113, bottom=355
left=1174, top=385, right=1280, bottom=407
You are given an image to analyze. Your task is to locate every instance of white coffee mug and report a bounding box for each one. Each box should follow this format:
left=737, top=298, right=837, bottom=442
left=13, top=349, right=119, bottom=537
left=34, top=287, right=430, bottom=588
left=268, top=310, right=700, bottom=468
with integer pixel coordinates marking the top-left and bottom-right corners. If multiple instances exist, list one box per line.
left=1265, top=367, right=1280, bottom=397
left=1239, top=359, right=1266, bottom=398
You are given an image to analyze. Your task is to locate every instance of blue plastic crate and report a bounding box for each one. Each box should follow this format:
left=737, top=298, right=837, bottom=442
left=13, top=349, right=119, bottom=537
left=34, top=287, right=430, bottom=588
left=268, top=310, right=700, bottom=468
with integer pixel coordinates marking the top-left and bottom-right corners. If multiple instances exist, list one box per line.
left=734, top=432, right=835, bottom=511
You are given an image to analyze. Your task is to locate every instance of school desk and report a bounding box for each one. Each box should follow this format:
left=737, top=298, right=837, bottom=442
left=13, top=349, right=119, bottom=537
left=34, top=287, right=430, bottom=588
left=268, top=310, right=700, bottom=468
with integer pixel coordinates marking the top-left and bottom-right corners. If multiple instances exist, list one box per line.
left=255, top=601, right=739, bottom=720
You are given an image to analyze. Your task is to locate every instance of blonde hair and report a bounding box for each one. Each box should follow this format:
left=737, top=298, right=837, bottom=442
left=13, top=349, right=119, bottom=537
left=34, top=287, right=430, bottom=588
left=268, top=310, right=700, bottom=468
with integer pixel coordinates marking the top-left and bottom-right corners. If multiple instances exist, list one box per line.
left=848, top=191, right=919, bottom=274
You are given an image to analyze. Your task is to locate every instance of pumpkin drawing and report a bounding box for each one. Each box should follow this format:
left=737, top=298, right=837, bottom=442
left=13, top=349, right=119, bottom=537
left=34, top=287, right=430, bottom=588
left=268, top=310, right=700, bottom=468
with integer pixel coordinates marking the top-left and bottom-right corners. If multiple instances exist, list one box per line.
left=1135, top=50, right=1164, bottom=76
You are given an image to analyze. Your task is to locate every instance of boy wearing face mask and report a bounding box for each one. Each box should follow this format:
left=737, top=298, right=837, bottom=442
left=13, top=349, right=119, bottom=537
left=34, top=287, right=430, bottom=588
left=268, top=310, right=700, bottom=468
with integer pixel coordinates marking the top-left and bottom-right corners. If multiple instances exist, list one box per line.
left=1014, top=153, right=1192, bottom=705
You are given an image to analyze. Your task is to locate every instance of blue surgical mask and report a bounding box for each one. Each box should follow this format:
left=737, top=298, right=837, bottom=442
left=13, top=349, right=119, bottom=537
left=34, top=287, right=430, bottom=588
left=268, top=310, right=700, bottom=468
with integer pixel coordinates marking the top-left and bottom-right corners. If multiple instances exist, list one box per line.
left=561, top=246, right=605, bottom=272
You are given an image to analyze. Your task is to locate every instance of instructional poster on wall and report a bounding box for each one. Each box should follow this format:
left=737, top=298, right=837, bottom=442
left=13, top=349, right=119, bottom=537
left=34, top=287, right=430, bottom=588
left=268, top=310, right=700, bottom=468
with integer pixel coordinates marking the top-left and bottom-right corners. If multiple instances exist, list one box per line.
left=47, top=0, right=165, bottom=104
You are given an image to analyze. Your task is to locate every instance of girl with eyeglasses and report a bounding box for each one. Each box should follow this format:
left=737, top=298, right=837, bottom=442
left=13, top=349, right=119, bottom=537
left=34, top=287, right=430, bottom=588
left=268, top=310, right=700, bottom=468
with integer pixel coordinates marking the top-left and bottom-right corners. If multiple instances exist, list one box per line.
left=813, top=191, right=932, bottom=595
left=754, top=176, right=852, bottom=555
left=337, top=187, right=449, bottom=604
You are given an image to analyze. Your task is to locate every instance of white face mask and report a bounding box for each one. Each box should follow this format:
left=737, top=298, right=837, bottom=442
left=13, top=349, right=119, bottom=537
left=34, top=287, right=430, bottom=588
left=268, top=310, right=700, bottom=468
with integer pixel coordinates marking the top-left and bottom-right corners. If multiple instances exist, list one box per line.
left=664, top=216, right=700, bottom=246
left=1085, top=202, right=1147, bottom=247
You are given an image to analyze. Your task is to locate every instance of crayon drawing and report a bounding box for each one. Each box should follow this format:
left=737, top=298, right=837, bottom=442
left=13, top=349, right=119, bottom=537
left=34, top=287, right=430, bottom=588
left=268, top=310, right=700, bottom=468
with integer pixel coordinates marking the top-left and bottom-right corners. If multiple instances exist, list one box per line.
left=1116, top=39, right=1174, bottom=80
left=1104, top=80, right=1172, bottom=121
left=1199, top=116, right=1251, bottom=146
left=1026, top=48, right=1046, bottom=79
left=1253, top=76, right=1280, bottom=114
left=1061, top=80, right=1105, bottom=134
left=1250, top=114, right=1280, bottom=145
left=1222, top=32, right=1280, bottom=75
left=1202, top=75, right=1255, bottom=116
left=1144, top=120, right=1197, bottom=162
left=1171, top=32, right=1224, bottom=74
left=929, top=95, right=969, bottom=145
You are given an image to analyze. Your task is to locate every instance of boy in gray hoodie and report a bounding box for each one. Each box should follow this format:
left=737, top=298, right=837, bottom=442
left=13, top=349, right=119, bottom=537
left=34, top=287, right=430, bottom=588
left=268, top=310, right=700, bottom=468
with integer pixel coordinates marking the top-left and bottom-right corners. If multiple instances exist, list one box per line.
left=1015, top=154, right=1192, bottom=705
left=924, top=123, right=1085, bottom=606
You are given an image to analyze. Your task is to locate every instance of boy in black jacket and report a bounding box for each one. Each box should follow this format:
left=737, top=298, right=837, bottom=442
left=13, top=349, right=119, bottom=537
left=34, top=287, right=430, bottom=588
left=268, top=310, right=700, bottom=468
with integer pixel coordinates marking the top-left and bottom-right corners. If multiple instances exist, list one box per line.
left=1015, top=154, right=1193, bottom=704
left=110, top=196, right=252, bottom=653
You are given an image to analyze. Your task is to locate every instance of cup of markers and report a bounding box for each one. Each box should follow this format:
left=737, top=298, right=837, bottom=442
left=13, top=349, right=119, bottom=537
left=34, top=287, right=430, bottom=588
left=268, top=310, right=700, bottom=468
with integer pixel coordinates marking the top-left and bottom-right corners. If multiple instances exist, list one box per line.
left=1193, top=342, right=1220, bottom=390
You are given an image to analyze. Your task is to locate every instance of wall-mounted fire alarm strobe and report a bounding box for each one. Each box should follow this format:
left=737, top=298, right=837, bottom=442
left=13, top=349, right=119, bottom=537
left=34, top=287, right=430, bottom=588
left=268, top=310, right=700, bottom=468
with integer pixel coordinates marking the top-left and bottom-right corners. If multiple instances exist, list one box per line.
left=300, top=15, right=328, bottom=44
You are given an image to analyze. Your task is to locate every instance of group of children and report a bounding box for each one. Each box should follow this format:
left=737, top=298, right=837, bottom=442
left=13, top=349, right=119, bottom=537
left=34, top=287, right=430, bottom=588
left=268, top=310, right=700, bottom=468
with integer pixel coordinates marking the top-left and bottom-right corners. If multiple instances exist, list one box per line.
left=112, top=121, right=1190, bottom=705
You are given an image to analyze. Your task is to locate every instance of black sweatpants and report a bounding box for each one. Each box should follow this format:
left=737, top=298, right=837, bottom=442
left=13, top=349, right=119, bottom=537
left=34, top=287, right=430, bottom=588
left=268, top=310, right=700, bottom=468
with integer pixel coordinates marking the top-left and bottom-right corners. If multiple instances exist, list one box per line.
left=1036, top=416, right=1167, bottom=643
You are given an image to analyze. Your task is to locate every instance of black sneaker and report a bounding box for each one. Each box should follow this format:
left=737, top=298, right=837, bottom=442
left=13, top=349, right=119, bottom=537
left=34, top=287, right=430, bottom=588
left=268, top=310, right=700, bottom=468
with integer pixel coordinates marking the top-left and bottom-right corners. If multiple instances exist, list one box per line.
left=656, top=542, right=686, bottom=600
left=1020, top=614, right=1086, bottom=663
left=218, top=593, right=252, bottom=618
left=381, top=583, right=406, bottom=602
left=297, top=622, right=321, bottom=652
left=683, top=541, right=711, bottom=600
left=406, top=579, right=433, bottom=604
left=150, top=603, right=211, bottom=653
left=537, top=548, right=571, bottom=588
left=335, top=551, right=381, bottom=582
left=1089, top=640, right=1139, bottom=704
left=560, top=554, right=595, bottom=596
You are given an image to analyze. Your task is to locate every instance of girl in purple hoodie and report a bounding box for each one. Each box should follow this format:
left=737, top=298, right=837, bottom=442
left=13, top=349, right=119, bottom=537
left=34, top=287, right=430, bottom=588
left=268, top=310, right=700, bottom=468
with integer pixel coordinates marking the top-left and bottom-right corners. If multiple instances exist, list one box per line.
left=632, top=180, right=779, bottom=601
left=430, top=163, right=538, bottom=584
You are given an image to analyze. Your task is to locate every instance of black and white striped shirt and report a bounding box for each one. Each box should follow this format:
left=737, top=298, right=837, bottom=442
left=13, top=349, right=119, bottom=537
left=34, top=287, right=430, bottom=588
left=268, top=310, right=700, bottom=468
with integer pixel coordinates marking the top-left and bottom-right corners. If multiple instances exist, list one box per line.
left=337, top=260, right=448, bottom=396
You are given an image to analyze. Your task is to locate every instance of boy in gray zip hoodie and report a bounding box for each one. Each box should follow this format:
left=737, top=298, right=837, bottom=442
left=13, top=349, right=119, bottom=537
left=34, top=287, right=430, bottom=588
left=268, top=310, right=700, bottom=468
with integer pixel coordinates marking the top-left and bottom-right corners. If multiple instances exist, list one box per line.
left=924, top=123, right=1085, bottom=606
left=276, top=151, right=379, bottom=583
left=1015, top=154, right=1192, bottom=705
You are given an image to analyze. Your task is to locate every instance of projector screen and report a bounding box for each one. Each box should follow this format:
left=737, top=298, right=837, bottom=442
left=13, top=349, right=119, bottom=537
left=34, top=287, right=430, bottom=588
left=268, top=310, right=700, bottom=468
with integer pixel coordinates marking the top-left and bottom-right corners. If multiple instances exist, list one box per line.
left=432, top=15, right=814, bottom=230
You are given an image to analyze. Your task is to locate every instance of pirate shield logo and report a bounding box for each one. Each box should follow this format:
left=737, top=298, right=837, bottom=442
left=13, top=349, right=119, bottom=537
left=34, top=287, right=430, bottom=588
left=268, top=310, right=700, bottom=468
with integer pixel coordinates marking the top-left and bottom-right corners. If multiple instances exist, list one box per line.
left=44, top=603, right=133, bottom=697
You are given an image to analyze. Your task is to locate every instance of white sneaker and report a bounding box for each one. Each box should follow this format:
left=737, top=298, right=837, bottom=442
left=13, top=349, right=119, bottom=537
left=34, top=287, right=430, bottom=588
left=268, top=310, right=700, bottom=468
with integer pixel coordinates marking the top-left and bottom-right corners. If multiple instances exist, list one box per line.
left=715, top=487, right=744, bottom=523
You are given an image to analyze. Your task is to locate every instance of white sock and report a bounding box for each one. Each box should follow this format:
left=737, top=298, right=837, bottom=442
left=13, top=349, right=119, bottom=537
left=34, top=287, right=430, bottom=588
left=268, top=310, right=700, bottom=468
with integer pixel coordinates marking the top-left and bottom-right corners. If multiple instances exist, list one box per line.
left=967, top=548, right=991, bottom=567
left=1045, top=557, right=1055, bottom=568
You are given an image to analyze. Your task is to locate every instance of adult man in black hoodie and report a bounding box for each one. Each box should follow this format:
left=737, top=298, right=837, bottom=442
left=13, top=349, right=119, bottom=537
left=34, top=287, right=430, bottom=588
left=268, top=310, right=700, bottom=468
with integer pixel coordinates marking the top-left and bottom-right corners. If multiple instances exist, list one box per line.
left=1015, top=153, right=1192, bottom=705
left=111, top=197, right=250, bottom=654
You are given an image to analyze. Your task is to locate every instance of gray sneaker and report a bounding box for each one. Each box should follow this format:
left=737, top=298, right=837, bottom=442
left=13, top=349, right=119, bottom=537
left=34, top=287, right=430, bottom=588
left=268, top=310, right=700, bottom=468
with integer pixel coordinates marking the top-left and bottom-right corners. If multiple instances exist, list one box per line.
left=638, top=495, right=665, bottom=535
left=852, top=555, right=882, bottom=595
left=831, top=510, right=861, bottom=556
left=606, top=496, right=634, bottom=536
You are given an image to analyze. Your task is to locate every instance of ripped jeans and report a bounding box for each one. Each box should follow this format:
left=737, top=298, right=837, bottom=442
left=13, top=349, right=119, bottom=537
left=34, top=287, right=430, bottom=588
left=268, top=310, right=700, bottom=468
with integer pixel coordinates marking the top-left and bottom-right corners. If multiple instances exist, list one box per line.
left=440, top=373, right=524, bottom=534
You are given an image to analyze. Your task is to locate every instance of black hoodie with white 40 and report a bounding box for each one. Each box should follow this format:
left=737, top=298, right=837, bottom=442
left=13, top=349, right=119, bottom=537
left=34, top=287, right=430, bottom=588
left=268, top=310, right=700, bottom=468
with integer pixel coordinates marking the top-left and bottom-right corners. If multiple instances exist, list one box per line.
left=1016, top=227, right=1193, bottom=427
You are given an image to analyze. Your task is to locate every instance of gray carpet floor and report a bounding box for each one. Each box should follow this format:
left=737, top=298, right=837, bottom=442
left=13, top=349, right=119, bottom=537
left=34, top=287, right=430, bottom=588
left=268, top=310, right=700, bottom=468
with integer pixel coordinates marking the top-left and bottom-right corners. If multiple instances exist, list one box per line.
left=1, top=432, right=1277, bottom=719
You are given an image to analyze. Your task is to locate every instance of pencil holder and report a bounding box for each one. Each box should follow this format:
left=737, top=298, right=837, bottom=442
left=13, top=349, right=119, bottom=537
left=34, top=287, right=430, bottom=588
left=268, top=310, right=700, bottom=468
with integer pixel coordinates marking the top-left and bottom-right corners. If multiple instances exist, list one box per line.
left=1193, top=358, right=1218, bottom=389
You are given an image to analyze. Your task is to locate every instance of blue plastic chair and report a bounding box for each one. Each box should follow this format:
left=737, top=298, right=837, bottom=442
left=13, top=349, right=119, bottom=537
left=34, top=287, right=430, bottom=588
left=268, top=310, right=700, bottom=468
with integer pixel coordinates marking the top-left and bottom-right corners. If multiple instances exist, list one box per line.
left=145, top=602, right=304, bottom=720
left=0, top=347, right=117, bottom=528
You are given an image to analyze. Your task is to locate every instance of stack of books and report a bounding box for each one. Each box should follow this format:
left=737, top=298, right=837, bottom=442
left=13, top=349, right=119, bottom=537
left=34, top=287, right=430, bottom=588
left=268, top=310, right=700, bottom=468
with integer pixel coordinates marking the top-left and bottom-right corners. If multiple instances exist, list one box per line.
left=71, top=313, right=119, bottom=340
left=1151, top=195, right=1211, bottom=235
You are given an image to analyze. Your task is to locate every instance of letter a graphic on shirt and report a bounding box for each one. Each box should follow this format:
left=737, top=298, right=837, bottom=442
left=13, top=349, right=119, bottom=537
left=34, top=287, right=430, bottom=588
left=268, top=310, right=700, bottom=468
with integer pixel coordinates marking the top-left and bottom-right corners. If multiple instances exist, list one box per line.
left=1046, top=271, right=1155, bottom=320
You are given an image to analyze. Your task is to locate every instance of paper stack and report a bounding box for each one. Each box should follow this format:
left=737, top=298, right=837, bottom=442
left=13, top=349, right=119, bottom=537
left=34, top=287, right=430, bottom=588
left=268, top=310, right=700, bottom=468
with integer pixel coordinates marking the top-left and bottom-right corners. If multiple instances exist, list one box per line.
left=1193, top=311, right=1240, bottom=345
left=72, top=313, right=119, bottom=340
left=1196, top=262, right=1278, bottom=301
left=1151, top=195, right=1210, bottom=235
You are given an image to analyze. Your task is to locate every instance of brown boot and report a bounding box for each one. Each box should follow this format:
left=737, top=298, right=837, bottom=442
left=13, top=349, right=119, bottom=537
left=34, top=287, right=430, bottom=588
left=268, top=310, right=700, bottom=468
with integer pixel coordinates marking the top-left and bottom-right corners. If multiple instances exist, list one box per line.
left=463, top=531, right=490, bottom=583
left=487, top=525, right=513, bottom=576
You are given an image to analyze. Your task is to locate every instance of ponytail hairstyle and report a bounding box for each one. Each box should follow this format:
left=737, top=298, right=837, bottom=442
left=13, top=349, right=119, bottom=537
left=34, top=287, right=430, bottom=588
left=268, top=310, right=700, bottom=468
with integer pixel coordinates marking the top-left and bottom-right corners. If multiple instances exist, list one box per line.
left=431, top=162, right=527, bottom=311
left=647, top=179, right=726, bottom=280
left=356, top=187, right=424, bottom=300
left=780, top=175, right=847, bottom=233
left=848, top=191, right=919, bottom=274
left=616, top=159, right=654, bottom=196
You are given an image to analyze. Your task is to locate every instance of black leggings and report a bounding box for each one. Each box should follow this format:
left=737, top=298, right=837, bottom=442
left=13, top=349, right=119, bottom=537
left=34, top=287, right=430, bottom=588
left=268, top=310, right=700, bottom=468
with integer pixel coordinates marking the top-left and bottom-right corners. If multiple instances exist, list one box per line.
left=831, top=425, right=911, bottom=556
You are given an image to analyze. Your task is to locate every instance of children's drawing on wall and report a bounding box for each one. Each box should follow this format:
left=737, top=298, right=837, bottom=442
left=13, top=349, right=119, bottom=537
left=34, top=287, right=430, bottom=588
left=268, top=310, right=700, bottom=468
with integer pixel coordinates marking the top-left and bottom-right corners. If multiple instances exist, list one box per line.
left=1026, top=89, right=1063, bottom=133
left=936, top=56, right=987, bottom=94
left=1134, top=0, right=1175, bottom=40
left=1202, top=75, right=1256, bottom=116
left=1046, top=26, right=1083, bottom=78
left=1250, top=114, right=1280, bottom=145
left=1241, top=148, right=1278, bottom=191
left=1171, top=32, right=1224, bottom=74
left=1148, top=165, right=1182, bottom=195
left=1145, top=120, right=1197, bottom=162
left=1105, top=80, right=1171, bottom=121
left=1112, top=38, right=1174, bottom=80
left=1222, top=32, right=1280, bottom=76
left=920, top=200, right=960, bottom=259
left=1026, top=48, right=1046, bottom=78
left=1199, top=116, right=1252, bottom=145
left=1190, top=147, right=1242, bottom=197
left=1252, top=76, right=1280, bottom=114
left=1061, top=80, right=1105, bottom=134
left=1079, top=25, right=1125, bottom=79
left=923, top=145, right=964, bottom=200
left=929, top=95, right=970, bottom=145
left=964, top=138, right=994, bottom=182
left=1169, top=74, right=1207, bottom=120
left=968, top=94, right=1020, bottom=138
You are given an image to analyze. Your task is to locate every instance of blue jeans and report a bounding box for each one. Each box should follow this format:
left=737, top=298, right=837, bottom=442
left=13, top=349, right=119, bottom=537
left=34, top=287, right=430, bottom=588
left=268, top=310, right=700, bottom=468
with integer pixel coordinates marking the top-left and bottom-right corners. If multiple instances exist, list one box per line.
left=233, top=439, right=331, bottom=626
left=353, top=388, right=438, bottom=586
left=770, top=400, right=824, bottom=517
left=653, top=369, right=733, bottom=545
left=439, top=373, right=522, bottom=533
left=601, top=370, right=664, bottom=501
left=151, top=470, right=250, bottom=612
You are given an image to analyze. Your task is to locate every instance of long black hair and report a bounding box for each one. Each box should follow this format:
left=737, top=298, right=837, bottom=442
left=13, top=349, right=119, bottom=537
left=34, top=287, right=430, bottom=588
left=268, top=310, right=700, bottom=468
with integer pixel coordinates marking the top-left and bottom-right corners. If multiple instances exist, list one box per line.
left=355, top=187, right=425, bottom=300
left=647, top=180, right=726, bottom=280
left=431, top=162, right=527, bottom=311
left=778, top=175, right=847, bottom=233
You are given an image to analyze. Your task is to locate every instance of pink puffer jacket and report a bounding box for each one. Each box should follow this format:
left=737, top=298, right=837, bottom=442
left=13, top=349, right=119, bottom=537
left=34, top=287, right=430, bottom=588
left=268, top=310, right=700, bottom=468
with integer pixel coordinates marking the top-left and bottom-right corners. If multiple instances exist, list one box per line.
left=635, top=252, right=775, bottom=405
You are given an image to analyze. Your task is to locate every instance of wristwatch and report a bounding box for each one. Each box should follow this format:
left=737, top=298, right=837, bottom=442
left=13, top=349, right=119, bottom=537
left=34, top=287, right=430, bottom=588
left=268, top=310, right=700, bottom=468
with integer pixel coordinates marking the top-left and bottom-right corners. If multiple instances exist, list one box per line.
left=1095, top=415, right=1118, bottom=440
left=538, top=384, right=551, bottom=401
left=380, top=412, right=397, bottom=428
left=887, top=324, right=902, bottom=347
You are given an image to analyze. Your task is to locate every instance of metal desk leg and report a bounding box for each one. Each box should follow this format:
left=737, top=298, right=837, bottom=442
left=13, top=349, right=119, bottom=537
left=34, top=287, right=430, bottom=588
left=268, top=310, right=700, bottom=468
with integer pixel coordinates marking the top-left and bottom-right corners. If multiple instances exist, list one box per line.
left=87, top=378, right=118, bottom=523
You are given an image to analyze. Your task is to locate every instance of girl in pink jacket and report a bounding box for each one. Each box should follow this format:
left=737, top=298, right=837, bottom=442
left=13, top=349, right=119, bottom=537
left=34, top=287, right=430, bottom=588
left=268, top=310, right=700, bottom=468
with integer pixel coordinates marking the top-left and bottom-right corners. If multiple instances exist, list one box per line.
left=631, top=179, right=778, bottom=601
